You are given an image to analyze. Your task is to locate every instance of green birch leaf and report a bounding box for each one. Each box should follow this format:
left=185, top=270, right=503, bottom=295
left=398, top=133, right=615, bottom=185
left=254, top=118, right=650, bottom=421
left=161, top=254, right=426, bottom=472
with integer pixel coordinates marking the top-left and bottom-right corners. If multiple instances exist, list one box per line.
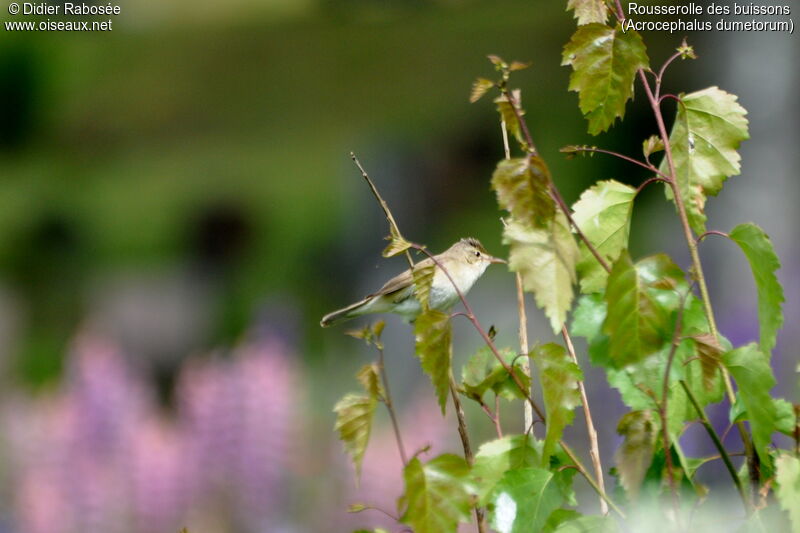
left=571, top=180, right=636, bottom=293
left=729, top=223, right=785, bottom=354
left=553, top=515, right=621, bottom=533
left=492, top=156, right=555, bottom=229
left=383, top=235, right=412, bottom=257
left=532, top=343, right=583, bottom=465
left=472, top=434, right=542, bottom=501
left=334, top=393, right=377, bottom=479
left=504, top=213, right=579, bottom=333
left=722, top=343, right=778, bottom=468
left=470, top=77, right=495, bottom=103
left=642, top=135, right=664, bottom=159
left=660, top=87, right=749, bottom=234
left=472, top=435, right=578, bottom=507
left=776, top=453, right=800, bottom=533
left=601, top=293, right=723, bottom=435
left=356, top=363, right=384, bottom=400
left=603, top=252, right=670, bottom=367
left=461, top=346, right=531, bottom=402
left=615, top=410, right=658, bottom=501
left=346, top=320, right=386, bottom=349
left=413, top=263, right=436, bottom=309
left=691, top=333, right=723, bottom=391
left=571, top=293, right=606, bottom=342
left=562, top=24, right=649, bottom=135
left=399, top=454, right=474, bottom=533
left=543, top=509, right=582, bottom=533
left=774, top=398, right=797, bottom=436
left=488, top=467, right=565, bottom=533
left=494, top=91, right=528, bottom=150
left=414, top=309, right=453, bottom=414
left=566, top=0, right=608, bottom=25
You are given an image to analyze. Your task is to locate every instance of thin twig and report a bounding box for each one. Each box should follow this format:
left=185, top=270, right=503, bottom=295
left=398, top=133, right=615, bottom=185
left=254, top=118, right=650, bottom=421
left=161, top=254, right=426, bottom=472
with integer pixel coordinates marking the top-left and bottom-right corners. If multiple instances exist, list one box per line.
left=565, top=146, right=672, bottom=182
left=351, top=152, right=416, bottom=272
left=377, top=344, right=408, bottom=465
left=495, top=394, right=503, bottom=437
left=696, top=230, right=730, bottom=244
left=448, top=373, right=487, bottom=532
left=479, top=397, right=504, bottom=439
left=636, top=176, right=670, bottom=195
left=561, top=325, right=608, bottom=515
left=516, top=271, right=533, bottom=433
left=655, top=51, right=684, bottom=99
left=681, top=380, right=748, bottom=507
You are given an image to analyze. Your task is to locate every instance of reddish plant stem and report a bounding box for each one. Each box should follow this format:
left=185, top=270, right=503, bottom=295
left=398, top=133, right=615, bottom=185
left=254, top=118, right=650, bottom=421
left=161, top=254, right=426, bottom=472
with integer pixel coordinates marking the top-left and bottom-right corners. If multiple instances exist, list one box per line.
left=696, top=230, right=730, bottom=244
left=479, top=397, right=504, bottom=439
left=566, top=146, right=672, bottom=182
left=636, top=176, right=670, bottom=195
left=376, top=344, right=408, bottom=465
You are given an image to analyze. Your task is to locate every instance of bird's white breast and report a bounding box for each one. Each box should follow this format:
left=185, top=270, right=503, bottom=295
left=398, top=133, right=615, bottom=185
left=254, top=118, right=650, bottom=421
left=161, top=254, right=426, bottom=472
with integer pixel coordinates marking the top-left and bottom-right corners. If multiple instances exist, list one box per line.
left=428, top=259, right=488, bottom=310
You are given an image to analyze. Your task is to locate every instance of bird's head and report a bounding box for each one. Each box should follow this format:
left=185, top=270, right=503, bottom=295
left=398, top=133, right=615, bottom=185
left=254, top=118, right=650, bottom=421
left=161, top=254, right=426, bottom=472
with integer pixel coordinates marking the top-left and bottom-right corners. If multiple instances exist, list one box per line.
left=451, top=237, right=506, bottom=267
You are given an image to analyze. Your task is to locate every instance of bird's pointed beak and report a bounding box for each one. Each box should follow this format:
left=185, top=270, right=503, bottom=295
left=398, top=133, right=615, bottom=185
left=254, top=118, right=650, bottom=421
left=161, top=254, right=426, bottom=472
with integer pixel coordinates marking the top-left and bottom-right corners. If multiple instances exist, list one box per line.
left=486, top=254, right=507, bottom=265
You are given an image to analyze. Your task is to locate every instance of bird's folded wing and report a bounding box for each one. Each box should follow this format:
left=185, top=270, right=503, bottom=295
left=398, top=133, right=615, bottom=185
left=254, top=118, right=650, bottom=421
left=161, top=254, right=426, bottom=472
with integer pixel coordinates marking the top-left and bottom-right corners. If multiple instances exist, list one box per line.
left=370, top=257, right=434, bottom=298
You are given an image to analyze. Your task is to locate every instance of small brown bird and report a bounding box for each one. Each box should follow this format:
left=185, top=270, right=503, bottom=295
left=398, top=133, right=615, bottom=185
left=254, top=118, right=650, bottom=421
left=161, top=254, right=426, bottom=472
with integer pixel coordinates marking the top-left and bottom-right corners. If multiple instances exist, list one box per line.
left=320, top=238, right=504, bottom=327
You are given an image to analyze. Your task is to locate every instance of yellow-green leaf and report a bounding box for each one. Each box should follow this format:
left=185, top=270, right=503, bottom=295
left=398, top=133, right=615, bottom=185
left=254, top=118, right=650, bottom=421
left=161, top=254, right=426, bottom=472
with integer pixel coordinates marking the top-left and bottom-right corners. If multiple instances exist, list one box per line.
left=661, top=87, right=749, bottom=234
left=383, top=234, right=412, bottom=258
left=562, top=24, right=649, bottom=135
left=399, top=454, right=474, bottom=533
left=691, top=333, right=723, bottom=391
left=504, top=213, right=579, bottom=333
left=488, top=467, right=565, bottom=533
left=642, top=135, right=664, bottom=159
left=566, top=0, right=608, bottom=25
left=461, top=346, right=531, bottom=402
left=571, top=180, right=636, bottom=293
left=492, top=156, right=555, bottom=229
left=494, top=91, right=527, bottom=150
left=470, top=77, right=495, bottom=103
left=532, top=343, right=583, bottom=465
left=615, top=410, right=658, bottom=501
left=356, top=363, right=384, bottom=400
left=413, top=263, right=436, bottom=310
left=776, top=453, right=800, bottom=533
left=414, top=309, right=453, bottom=414
left=334, top=393, right=377, bottom=479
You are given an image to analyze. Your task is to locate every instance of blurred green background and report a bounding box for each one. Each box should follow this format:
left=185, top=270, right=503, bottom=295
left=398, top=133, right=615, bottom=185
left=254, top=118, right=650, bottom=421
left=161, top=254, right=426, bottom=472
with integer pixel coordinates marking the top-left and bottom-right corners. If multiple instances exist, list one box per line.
left=0, top=0, right=796, bottom=531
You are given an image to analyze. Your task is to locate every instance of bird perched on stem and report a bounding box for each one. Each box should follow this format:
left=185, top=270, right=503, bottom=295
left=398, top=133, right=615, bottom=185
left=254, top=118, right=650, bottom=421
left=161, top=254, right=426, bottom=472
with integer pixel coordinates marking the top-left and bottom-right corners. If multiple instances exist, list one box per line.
left=320, top=238, right=504, bottom=327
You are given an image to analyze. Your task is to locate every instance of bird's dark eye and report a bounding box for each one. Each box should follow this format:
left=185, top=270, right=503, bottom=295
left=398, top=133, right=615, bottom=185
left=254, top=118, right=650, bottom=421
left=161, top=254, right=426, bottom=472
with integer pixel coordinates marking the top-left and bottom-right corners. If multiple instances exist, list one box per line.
left=474, top=251, right=481, bottom=257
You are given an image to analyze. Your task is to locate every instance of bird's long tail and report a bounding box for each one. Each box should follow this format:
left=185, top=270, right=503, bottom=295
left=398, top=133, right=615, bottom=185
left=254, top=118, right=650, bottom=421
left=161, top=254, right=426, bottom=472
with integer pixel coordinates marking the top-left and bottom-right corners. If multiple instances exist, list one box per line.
left=320, top=297, right=372, bottom=327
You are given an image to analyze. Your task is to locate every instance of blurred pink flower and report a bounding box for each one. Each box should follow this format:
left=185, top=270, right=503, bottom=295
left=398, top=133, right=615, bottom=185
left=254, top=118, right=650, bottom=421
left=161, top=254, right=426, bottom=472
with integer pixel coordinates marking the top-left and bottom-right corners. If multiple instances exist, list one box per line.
left=3, top=333, right=305, bottom=533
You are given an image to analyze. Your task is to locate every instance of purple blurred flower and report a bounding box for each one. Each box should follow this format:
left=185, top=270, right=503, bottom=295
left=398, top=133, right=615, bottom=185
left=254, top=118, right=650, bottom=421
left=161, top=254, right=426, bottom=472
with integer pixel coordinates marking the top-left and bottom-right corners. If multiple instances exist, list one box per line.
left=3, top=333, right=305, bottom=533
